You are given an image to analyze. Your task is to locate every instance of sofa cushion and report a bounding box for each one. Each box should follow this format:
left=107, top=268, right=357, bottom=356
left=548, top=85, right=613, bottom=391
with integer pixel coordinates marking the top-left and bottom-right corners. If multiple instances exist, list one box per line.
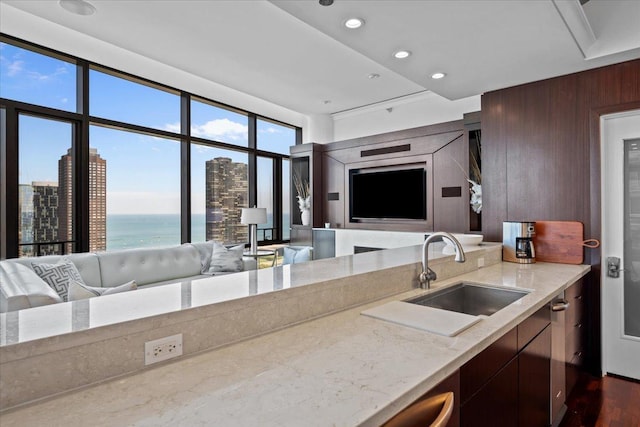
left=191, top=241, right=215, bottom=273
left=97, top=244, right=202, bottom=288
left=0, top=262, right=63, bottom=312
left=7, top=253, right=102, bottom=287
left=32, top=259, right=86, bottom=302
left=205, top=243, right=245, bottom=274
left=68, top=280, right=137, bottom=301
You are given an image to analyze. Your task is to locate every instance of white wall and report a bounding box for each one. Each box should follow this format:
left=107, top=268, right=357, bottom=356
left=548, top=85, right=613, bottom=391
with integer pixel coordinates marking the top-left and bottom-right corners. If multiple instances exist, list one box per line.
left=303, top=114, right=334, bottom=144
left=0, top=4, right=307, bottom=129
left=332, top=91, right=481, bottom=142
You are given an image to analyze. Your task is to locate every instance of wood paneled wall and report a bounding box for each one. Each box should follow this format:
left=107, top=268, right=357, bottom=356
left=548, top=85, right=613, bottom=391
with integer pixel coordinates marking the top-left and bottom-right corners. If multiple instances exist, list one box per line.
left=481, top=58, right=640, bottom=374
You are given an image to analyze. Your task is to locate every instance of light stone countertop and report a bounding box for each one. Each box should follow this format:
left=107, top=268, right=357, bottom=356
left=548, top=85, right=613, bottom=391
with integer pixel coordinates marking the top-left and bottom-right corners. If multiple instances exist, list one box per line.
left=0, top=260, right=590, bottom=427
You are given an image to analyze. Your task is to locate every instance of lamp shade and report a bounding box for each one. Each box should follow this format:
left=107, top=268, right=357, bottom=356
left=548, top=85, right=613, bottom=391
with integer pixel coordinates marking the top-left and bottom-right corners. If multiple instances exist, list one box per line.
left=240, top=208, right=267, bottom=225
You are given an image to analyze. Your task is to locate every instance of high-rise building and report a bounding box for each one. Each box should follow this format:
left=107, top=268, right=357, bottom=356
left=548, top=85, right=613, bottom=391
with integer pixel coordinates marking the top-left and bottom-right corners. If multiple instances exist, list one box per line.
left=18, top=184, right=35, bottom=257
left=58, top=148, right=107, bottom=252
left=205, top=157, right=248, bottom=243
left=31, top=181, right=58, bottom=256
left=88, top=148, right=107, bottom=251
left=58, top=149, right=72, bottom=254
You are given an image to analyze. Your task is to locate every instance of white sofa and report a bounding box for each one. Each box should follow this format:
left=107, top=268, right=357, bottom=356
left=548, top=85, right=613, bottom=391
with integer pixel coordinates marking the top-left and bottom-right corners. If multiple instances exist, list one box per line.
left=0, top=242, right=257, bottom=313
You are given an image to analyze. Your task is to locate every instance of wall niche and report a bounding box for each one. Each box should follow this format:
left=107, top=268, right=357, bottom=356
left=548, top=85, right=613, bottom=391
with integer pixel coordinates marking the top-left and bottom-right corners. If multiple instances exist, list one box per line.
left=308, top=118, right=481, bottom=234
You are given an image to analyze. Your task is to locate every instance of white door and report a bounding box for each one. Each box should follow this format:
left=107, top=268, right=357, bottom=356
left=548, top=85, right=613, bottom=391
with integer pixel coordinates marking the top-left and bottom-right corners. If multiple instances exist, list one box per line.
left=601, top=109, right=640, bottom=380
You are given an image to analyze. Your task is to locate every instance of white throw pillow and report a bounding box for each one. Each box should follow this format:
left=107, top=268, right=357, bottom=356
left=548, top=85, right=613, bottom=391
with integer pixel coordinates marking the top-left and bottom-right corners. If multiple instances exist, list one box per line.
left=205, top=243, right=244, bottom=274
left=0, top=262, right=63, bottom=310
left=32, top=259, right=85, bottom=302
left=68, top=280, right=137, bottom=301
left=195, top=241, right=215, bottom=273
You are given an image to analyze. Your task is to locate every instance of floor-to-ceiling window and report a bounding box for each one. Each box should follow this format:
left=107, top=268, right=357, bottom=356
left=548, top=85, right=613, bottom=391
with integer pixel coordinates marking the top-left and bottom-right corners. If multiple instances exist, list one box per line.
left=18, top=115, right=77, bottom=256
left=0, top=35, right=299, bottom=258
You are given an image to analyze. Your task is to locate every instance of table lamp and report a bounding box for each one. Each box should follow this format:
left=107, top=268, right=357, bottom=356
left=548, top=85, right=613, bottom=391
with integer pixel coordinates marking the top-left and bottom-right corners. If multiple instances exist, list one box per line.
left=241, top=207, right=267, bottom=254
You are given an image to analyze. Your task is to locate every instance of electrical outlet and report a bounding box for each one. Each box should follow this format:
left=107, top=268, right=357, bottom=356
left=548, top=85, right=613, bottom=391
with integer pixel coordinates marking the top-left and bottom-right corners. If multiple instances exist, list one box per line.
left=145, top=334, right=183, bottom=365
left=477, top=257, right=485, bottom=268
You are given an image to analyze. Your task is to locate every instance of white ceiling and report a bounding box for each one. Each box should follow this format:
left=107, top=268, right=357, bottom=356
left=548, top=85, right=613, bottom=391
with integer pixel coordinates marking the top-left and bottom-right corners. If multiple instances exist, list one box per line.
left=1, top=0, right=639, bottom=116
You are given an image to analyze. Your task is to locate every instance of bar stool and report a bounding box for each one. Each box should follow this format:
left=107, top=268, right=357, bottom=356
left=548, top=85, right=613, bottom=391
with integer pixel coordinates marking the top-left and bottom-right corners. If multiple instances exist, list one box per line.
left=383, top=392, right=454, bottom=427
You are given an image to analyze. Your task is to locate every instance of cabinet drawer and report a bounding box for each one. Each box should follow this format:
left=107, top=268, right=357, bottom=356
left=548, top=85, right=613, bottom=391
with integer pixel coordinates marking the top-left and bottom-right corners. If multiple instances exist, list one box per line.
left=518, top=305, right=551, bottom=352
left=565, top=279, right=585, bottom=323
left=566, top=350, right=585, bottom=397
left=565, top=323, right=585, bottom=362
left=461, top=327, right=517, bottom=404
left=565, top=301, right=585, bottom=333
left=564, top=278, right=585, bottom=300
left=461, top=358, right=518, bottom=427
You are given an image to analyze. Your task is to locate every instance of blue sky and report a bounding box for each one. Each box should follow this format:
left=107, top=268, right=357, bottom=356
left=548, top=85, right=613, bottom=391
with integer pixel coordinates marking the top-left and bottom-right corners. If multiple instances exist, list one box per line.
left=1, top=41, right=294, bottom=215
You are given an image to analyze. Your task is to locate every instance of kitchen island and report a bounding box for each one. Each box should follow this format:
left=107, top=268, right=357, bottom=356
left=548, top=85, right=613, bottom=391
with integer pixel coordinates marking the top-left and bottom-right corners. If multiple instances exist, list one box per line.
left=0, top=246, right=589, bottom=426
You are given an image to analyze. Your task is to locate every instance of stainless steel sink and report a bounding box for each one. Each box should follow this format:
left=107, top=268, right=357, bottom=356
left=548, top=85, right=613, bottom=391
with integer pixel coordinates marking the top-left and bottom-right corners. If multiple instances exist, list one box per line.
left=405, top=282, right=530, bottom=317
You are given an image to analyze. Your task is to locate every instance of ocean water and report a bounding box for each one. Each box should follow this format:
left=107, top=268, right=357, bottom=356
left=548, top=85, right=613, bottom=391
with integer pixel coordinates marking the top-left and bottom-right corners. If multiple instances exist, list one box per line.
left=106, top=214, right=288, bottom=250
left=107, top=214, right=199, bottom=250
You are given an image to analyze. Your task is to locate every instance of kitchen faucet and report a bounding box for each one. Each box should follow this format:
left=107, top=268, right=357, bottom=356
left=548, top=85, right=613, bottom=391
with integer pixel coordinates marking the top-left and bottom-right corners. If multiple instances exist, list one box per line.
left=419, top=232, right=466, bottom=289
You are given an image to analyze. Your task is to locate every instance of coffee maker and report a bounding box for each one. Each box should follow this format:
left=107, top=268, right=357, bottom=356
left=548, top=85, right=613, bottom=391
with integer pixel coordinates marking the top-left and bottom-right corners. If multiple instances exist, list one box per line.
left=503, top=221, right=536, bottom=263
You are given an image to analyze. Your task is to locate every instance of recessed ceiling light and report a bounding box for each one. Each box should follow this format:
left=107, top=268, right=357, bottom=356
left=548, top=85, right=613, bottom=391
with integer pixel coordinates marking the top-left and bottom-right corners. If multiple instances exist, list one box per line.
left=323, top=100, right=332, bottom=105
left=59, top=0, right=96, bottom=16
left=394, top=50, right=411, bottom=59
left=431, top=72, right=446, bottom=79
left=344, top=18, right=364, bottom=29
left=319, top=0, right=334, bottom=5
left=368, top=73, right=380, bottom=79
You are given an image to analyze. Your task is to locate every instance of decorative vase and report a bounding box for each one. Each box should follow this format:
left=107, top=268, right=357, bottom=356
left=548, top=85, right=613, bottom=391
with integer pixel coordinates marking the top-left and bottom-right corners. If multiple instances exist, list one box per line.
left=301, top=209, right=311, bottom=226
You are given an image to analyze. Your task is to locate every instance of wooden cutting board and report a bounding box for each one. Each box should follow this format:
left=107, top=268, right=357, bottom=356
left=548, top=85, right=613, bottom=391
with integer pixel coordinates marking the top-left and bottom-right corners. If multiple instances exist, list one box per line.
left=533, top=221, right=586, bottom=264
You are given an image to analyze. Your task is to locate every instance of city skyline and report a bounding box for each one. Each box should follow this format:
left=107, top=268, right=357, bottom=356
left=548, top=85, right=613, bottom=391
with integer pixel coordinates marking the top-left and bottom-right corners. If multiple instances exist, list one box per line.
left=3, top=41, right=294, bottom=216
left=18, top=148, right=257, bottom=251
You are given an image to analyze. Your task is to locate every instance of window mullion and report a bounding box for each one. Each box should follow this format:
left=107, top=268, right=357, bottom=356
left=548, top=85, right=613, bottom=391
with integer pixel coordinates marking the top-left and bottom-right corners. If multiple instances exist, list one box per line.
left=248, top=113, right=257, bottom=208
left=181, top=93, right=191, bottom=244
left=76, top=59, right=90, bottom=253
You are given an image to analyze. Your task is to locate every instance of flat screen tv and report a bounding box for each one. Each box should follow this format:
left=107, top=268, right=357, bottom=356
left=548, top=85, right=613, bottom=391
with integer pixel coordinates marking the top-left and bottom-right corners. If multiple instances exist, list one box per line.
left=349, top=167, right=426, bottom=221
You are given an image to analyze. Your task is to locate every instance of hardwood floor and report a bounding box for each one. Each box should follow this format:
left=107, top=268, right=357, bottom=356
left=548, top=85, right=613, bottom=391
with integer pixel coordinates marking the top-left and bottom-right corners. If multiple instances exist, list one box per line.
left=560, top=374, right=640, bottom=427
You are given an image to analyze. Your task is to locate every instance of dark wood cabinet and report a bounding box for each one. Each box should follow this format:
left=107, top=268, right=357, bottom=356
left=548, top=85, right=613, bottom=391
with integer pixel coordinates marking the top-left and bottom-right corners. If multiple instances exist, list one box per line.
left=519, top=324, right=551, bottom=427
left=461, top=327, right=518, bottom=402
left=460, top=306, right=551, bottom=427
left=461, top=357, right=518, bottom=427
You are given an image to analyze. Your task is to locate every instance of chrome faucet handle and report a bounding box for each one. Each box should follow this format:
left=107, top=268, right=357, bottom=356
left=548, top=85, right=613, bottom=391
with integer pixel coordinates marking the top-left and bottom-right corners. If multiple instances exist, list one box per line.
left=418, top=267, right=437, bottom=289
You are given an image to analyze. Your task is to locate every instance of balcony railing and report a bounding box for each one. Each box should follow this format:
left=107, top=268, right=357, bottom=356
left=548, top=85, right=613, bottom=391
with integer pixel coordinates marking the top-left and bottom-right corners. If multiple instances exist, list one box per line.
left=18, top=240, right=75, bottom=257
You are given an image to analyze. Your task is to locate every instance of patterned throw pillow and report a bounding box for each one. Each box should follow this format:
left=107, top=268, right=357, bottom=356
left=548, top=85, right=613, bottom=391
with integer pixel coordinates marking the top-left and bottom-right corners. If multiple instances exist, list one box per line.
left=205, top=243, right=244, bottom=274
left=67, top=280, right=137, bottom=301
left=32, top=259, right=85, bottom=302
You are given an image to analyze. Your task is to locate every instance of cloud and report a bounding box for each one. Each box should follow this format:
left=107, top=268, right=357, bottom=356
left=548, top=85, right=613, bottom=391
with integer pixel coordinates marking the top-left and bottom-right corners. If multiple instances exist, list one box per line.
left=259, top=126, right=282, bottom=135
left=6, top=59, right=24, bottom=77
left=165, top=123, right=181, bottom=133
left=27, top=65, right=69, bottom=81
left=165, top=119, right=248, bottom=142
left=192, top=118, right=248, bottom=141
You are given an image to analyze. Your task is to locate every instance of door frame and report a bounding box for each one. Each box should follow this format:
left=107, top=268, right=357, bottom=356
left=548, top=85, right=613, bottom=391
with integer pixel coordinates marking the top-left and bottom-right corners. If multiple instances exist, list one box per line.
left=600, top=109, right=640, bottom=378
left=589, top=101, right=640, bottom=375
